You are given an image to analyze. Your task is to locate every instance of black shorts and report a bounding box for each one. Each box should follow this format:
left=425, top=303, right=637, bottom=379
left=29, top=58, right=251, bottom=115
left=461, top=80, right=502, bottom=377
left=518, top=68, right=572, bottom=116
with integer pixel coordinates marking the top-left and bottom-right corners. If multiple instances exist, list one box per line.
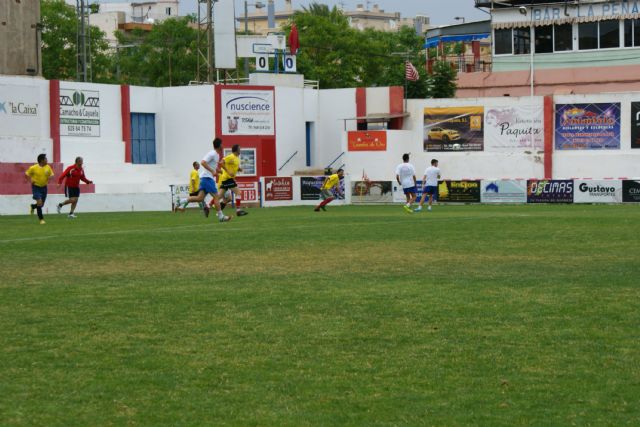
left=189, top=191, right=199, bottom=197
left=220, top=179, right=237, bottom=190
left=65, top=186, right=80, bottom=198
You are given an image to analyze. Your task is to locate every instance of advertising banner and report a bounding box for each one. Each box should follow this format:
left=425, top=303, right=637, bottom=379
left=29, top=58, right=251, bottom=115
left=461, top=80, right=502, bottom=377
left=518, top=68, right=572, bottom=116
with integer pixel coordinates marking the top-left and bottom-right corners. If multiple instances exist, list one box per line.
left=0, top=84, right=41, bottom=137
left=352, top=180, right=393, bottom=204
left=574, top=180, right=622, bottom=203
left=237, top=182, right=259, bottom=202
left=555, top=103, right=620, bottom=150
left=527, top=179, right=574, bottom=203
left=438, top=180, right=481, bottom=203
left=424, top=106, right=484, bottom=152
left=223, top=147, right=256, bottom=176
left=347, top=131, right=387, bottom=151
left=300, top=176, right=344, bottom=201
left=631, top=102, right=640, bottom=149
left=60, top=88, right=100, bottom=137
left=264, top=177, right=293, bottom=201
left=485, top=105, right=544, bottom=151
left=220, top=88, right=274, bottom=135
left=622, top=180, right=640, bottom=202
left=481, top=180, right=527, bottom=203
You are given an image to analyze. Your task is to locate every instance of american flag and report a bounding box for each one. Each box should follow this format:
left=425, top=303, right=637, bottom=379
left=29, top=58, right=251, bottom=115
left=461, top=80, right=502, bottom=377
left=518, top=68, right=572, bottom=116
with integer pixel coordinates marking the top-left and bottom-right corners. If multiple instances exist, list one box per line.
left=405, top=61, right=419, bottom=81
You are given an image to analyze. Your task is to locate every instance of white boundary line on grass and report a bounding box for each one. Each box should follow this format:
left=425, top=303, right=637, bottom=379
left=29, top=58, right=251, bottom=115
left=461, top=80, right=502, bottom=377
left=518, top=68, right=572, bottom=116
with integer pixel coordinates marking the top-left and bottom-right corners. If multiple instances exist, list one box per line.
left=0, top=213, right=535, bottom=244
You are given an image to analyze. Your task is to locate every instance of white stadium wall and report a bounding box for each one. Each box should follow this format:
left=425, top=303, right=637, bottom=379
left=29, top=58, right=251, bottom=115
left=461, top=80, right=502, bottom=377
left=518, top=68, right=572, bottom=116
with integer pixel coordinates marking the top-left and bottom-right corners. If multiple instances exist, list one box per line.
left=0, top=75, right=51, bottom=162
left=274, top=86, right=307, bottom=176
left=317, top=88, right=357, bottom=169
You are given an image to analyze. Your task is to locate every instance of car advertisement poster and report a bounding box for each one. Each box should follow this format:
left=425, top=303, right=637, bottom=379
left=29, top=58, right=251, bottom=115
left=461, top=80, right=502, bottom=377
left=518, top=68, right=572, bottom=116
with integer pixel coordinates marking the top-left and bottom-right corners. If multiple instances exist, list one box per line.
left=480, top=180, right=527, bottom=203
left=352, top=180, right=393, bottom=204
left=631, top=102, right=640, bottom=149
left=60, top=88, right=100, bottom=137
left=485, top=105, right=544, bottom=151
left=555, top=103, right=620, bottom=150
left=300, top=176, right=345, bottom=201
left=527, top=179, right=574, bottom=203
left=622, top=180, right=640, bottom=202
left=424, top=106, right=484, bottom=152
left=220, top=89, right=274, bottom=136
left=574, top=179, right=622, bottom=203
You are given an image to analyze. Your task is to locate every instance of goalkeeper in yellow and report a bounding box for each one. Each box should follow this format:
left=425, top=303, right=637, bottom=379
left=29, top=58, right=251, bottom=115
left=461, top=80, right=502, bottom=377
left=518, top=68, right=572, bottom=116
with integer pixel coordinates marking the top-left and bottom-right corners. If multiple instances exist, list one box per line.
left=210, top=144, right=248, bottom=217
left=314, top=168, right=344, bottom=212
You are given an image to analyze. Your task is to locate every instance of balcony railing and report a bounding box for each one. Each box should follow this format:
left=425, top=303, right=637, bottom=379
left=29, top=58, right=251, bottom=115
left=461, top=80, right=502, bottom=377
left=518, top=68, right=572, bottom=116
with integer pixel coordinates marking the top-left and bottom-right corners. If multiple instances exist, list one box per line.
left=428, top=55, right=492, bottom=73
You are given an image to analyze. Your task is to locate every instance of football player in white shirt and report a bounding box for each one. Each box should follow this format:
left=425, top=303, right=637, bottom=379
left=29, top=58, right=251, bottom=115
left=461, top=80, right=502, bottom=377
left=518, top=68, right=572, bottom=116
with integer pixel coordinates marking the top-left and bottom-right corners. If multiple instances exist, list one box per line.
left=177, top=138, right=230, bottom=222
left=415, top=159, right=441, bottom=212
left=395, top=153, right=417, bottom=213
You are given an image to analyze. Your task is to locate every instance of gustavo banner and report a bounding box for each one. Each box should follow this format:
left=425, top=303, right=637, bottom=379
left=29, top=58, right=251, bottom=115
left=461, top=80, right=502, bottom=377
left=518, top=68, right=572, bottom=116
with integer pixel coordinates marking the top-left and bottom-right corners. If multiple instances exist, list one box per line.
left=438, top=180, right=481, bottom=203
left=555, top=103, right=620, bottom=150
left=481, top=180, right=527, bottom=203
left=527, top=179, right=574, bottom=203
left=485, top=105, right=544, bottom=151
left=352, top=181, right=393, bottom=204
left=347, top=131, right=387, bottom=151
left=424, top=106, right=484, bottom=152
left=574, top=179, right=622, bottom=203
left=300, top=176, right=345, bottom=201
left=220, top=88, right=274, bottom=135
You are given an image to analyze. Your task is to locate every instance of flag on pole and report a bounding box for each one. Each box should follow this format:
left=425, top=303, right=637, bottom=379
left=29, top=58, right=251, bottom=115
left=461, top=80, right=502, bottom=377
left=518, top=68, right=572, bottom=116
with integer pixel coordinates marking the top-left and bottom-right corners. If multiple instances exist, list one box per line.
left=405, top=61, right=419, bottom=81
left=289, top=24, right=300, bottom=55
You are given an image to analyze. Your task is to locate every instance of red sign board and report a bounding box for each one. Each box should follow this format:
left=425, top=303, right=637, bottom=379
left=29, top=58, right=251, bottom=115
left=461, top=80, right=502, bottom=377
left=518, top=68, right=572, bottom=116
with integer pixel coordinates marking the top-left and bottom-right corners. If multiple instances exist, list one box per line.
left=238, top=182, right=259, bottom=202
left=348, top=131, right=387, bottom=151
left=264, top=177, right=293, bottom=201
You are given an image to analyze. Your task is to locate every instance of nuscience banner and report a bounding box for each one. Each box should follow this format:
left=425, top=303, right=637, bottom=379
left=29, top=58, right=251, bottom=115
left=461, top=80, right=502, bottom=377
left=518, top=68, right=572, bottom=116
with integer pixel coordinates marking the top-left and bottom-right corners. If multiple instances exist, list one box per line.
left=555, top=103, right=620, bottom=150
left=220, top=88, right=274, bottom=135
left=574, top=179, right=622, bottom=203
left=485, top=105, right=544, bottom=151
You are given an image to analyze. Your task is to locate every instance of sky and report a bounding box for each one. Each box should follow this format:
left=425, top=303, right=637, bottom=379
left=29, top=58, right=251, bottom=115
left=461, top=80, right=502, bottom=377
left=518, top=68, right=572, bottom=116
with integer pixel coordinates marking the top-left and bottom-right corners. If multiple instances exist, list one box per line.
left=177, top=0, right=489, bottom=26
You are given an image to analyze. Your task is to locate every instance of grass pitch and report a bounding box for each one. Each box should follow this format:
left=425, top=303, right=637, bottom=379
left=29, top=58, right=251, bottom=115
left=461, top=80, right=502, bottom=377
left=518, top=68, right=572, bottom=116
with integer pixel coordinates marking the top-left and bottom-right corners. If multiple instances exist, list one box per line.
left=0, top=204, right=639, bottom=425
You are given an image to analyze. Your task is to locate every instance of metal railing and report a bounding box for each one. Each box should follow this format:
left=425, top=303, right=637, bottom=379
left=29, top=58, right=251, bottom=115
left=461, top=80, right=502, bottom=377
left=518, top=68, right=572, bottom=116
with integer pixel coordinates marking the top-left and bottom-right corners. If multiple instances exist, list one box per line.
left=278, top=151, right=298, bottom=171
left=428, top=56, right=492, bottom=73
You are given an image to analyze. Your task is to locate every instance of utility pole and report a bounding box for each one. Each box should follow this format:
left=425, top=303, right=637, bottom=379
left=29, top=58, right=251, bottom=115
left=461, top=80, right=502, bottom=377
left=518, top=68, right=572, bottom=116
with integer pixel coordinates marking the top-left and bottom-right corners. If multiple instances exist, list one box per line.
left=196, top=0, right=214, bottom=83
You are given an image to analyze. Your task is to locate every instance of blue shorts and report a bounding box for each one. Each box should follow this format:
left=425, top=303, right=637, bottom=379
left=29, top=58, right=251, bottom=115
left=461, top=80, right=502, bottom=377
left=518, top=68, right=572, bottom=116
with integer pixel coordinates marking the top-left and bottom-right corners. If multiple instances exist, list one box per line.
left=424, top=185, right=438, bottom=198
left=32, top=185, right=47, bottom=202
left=403, top=186, right=417, bottom=195
left=199, top=177, right=218, bottom=195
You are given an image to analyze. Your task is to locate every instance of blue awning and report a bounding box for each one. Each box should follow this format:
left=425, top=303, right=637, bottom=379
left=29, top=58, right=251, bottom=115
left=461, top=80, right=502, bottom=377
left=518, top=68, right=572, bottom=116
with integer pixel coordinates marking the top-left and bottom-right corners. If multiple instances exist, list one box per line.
left=424, top=33, right=490, bottom=48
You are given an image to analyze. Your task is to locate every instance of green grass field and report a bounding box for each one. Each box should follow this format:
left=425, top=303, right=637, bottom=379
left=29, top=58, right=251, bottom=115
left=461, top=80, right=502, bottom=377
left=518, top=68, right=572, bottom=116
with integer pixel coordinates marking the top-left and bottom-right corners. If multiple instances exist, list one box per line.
left=1, top=204, right=639, bottom=425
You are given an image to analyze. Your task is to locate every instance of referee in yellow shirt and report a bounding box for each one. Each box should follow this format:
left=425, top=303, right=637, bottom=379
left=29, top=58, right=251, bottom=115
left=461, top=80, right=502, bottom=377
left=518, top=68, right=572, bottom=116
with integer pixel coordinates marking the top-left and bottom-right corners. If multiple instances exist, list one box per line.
left=25, top=153, right=54, bottom=224
left=314, top=168, right=344, bottom=212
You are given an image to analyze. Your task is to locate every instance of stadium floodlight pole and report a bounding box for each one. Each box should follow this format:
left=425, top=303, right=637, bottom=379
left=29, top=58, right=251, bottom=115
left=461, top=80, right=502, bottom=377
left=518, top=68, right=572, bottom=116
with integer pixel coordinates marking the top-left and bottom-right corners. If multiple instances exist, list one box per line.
left=244, top=1, right=266, bottom=78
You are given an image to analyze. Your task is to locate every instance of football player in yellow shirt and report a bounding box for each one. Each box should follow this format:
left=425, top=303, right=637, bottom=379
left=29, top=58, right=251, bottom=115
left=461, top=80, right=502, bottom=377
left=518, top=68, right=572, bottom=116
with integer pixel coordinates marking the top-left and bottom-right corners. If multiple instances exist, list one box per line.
left=314, top=168, right=344, bottom=212
left=25, top=153, right=54, bottom=224
left=175, top=161, right=204, bottom=212
left=210, top=144, right=248, bottom=217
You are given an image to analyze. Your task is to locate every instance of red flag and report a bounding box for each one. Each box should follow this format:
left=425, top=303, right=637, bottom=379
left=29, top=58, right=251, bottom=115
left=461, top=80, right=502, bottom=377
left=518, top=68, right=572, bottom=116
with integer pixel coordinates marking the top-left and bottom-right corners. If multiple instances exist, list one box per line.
left=289, top=24, right=299, bottom=55
left=405, top=61, right=419, bottom=81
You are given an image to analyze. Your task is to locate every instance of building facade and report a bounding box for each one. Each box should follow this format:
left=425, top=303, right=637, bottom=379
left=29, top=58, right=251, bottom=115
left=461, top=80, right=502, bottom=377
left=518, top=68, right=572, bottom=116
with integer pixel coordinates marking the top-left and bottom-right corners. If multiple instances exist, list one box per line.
left=458, top=0, right=640, bottom=97
left=0, top=1, right=41, bottom=77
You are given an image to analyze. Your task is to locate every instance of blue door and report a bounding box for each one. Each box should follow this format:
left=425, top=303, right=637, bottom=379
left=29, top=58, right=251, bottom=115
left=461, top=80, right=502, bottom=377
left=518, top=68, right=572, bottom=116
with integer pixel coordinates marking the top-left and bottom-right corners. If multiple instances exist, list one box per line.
left=305, top=122, right=313, bottom=167
left=131, top=113, right=156, bottom=164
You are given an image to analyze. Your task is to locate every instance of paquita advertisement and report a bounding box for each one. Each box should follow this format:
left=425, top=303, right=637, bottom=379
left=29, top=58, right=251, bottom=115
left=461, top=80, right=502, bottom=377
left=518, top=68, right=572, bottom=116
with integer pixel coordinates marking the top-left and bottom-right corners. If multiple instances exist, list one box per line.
left=480, top=180, right=527, bottom=203
left=424, top=106, right=484, bottom=152
left=574, top=179, right=622, bottom=203
left=555, top=103, right=620, bottom=150
left=60, top=88, right=100, bottom=137
left=0, top=84, right=41, bottom=138
left=220, top=89, right=274, bottom=135
left=485, top=105, right=544, bottom=151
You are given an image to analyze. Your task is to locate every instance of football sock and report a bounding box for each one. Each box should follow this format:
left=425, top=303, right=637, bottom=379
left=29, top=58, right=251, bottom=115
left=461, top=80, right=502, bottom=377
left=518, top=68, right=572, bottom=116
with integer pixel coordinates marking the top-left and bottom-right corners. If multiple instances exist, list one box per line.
left=31, top=204, right=37, bottom=210
left=217, top=210, right=224, bottom=219
left=319, top=197, right=334, bottom=208
left=36, top=207, right=43, bottom=220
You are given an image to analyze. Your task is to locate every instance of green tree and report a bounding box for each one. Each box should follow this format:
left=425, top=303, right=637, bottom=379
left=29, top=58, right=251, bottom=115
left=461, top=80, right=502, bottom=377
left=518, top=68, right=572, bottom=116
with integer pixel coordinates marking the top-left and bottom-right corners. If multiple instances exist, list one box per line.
left=40, top=0, right=113, bottom=82
left=428, top=61, right=457, bottom=98
left=115, top=17, right=198, bottom=86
